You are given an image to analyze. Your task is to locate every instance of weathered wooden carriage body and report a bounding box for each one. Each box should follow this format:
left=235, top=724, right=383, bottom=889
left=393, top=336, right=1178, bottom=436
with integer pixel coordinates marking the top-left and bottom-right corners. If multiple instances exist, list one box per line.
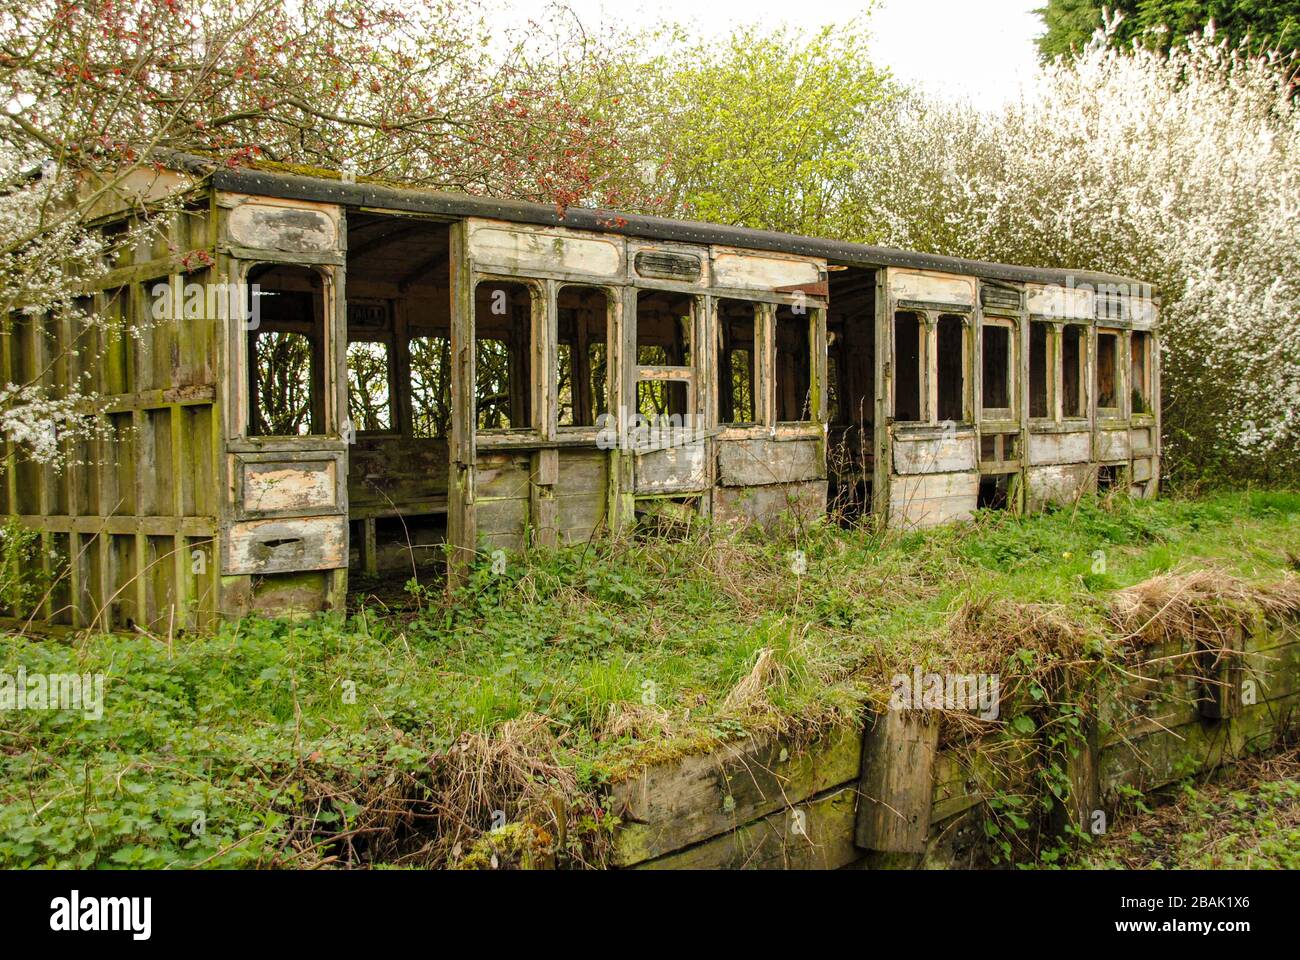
left=2, top=158, right=1159, bottom=629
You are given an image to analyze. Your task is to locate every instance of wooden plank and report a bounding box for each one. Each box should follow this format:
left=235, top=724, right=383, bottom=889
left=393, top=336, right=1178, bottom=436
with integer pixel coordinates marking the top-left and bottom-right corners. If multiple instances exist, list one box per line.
left=222, top=516, right=347, bottom=575
left=712, top=481, right=827, bottom=529
left=1027, top=430, right=1091, bottom=465
left=239, top=457, right=340, bottom=515
left=888, top=269, right=975, bottom=307
left=476, top=498, right=527, bottom=553
left=891, top=433, right=977, bottom=476
left=225, top=199, right=338, bottom=253
left=1025, top=463, right=1093, bottom=511
left=468, top=220, right=623, bottom=278
left=609, top=726, right=861, bottom=867
left=1131, top=426, right=1155, bottom=456
left=11, top=515, right=216, bottom=537
left=447, top=219, right=476, bottom=584
left=530, top=448, right=559, bottom=548
left=855, top=709, right=939, bottom=854
left=1095, top=428, right=1130, bottom=462
left=361, top=519, right=378, bottom=577
left=710, top=248, right=824, bottom=293
left=887, top=471, right=979, bottom=529
left=635, top=785, right=859, bottom=870
left=716, top=438, right=824, bottom=486
left=634, top=442, right=707, bottom=494
left=1026, top=281, right=1092, bottom=320
left=475, top=452, right=532, bottom=500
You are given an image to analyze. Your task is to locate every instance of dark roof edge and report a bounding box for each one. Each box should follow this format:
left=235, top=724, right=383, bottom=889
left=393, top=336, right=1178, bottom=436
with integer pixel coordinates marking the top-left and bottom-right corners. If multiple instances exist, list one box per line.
left=188, top=155, right=1152, bottom=292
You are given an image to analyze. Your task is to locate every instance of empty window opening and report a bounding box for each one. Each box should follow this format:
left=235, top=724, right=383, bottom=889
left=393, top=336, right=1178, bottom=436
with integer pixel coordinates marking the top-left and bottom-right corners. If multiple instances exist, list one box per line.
left=475, top=337, right=514, bottom=429
left=588, top=342, right=608, bottom=421
left=474, top=281, right=532, bottom=430
left=1130, top=331, right=1151, bottom=415
left=1029, top=322, right=1049, bottom=419
left=557, top=285, right=608, bottom=428
left=826, top=266, right=878, bottom=523
left=247, top=264, right=325, bottom=436
left=775, top=304, right=813, bottom=422
left=636, top=290, right=693, bottom=368
left=347, top=340, right=394, bottom=432
left=1097, top=331, right=1119, bottom=409
left=827, top=333, right=843, bottom=426
left=637, top=378, right=689, bottom=421
left=1062, top=325, right=1085, bottom=418
left=893, top=312, right=923, bottom=422
left=978, top=473, right=1013, bottom=510
left=1097, top=464, right=1123, bottom=492
left=408, top=335, right=451, bottom=439
left=980, top=434, right=997, bottom=462
left=717, top=299, right=757, bottom=424
left=936, top=315, right=965, bottom=423
left=981, top=323, right=1012, bottom=413
left=350, top=514, right=448, bottom=579
left=343, top=214, right=453, bottom=595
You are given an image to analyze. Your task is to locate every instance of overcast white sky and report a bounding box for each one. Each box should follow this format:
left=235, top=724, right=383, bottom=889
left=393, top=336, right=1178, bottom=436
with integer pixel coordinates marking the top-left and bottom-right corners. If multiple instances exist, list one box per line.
left=494, top=0, right=1045, bottom=110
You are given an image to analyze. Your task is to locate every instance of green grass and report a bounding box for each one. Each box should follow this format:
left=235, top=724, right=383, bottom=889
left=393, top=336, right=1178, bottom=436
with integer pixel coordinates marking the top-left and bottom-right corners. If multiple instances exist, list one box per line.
left=1074, top=746, right=1300, bottom=869
left=2, top=489, right=1299, bottom=868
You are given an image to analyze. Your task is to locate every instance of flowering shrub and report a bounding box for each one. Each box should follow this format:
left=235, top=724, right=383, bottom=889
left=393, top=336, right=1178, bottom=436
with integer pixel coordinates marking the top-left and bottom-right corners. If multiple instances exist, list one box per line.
left=851, top=26, right=1300, bottom=484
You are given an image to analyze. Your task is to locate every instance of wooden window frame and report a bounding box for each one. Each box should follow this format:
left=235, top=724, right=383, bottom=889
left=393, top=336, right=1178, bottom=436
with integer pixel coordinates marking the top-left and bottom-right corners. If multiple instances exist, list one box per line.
left=979, top=315, right=1017, bottom=424
left=242, top=262, right=332, bottom=440
left=1028, top=319, right=1055, bottom=423
left=472, top=276, right=542, bottom=438
left=1129, top=329, right=1154, bottom=419
left=1059, top=322, right=1088, bottom=422
left=715, top=297, right=762, bottom=428
left=773, top=301, right=822, bottom=427
left=634, top=289, right=699, bottom=428
left=555, top=282, right=615, bottom=439
left=891, top=309, right=928, bottom=424
left=1095, top=327, right=1124, bottom=418
left=935, top=312, right=971, bottom=426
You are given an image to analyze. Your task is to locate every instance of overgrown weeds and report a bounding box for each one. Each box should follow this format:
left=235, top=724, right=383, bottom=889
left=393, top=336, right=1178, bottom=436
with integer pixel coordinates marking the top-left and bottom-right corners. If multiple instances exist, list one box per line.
left=2, top=490, right=1298, bottom=867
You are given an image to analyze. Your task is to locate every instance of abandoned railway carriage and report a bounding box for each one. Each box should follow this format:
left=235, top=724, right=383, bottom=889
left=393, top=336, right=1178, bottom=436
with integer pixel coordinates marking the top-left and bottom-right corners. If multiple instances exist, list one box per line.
left=1, top=156, right=1160, bottom=630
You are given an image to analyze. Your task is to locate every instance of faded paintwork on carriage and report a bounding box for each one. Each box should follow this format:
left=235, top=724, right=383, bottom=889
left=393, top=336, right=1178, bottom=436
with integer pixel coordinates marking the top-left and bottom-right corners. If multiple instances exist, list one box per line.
left=226, top=198, right=339, bottom=254
left=2, top=156, right=1159, bottom=629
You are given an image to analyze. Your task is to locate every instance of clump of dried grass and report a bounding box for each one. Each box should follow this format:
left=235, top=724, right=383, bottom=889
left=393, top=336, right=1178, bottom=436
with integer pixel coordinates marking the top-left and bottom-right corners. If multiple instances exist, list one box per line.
left=598, top=701, right=673, bottom=741
left=721, top=647, right=788, bottom=713
left=1109, top=567, right=1300, bottom=651
left=286, top=713, right=595, bottom=869
left=932, top=596, right=1101, bottom=745
left=425, top=713, right=579, bottom=864
left=946, top=596, right=1099, bottom=675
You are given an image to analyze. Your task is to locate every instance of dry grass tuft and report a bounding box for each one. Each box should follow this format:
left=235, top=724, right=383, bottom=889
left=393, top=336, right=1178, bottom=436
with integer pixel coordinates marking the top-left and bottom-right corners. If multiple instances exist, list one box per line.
left=721, top=647, right=787, bottom=713
left=288, top=713, right=592, bottom=869
left=946, top=596, right=1097, bottom=675
left=1109, top=567, right=1300, bottom=651
left=598, top=701, right=673, bottom=741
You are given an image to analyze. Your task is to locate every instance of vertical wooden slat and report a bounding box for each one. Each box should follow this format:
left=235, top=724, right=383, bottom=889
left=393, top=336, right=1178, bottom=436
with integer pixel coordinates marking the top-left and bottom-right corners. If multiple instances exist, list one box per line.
left=855, top=708, right=939, bottom=855
left=873, top=269, right=891, bottom=524
left=446, top=221, right=476, bottom=585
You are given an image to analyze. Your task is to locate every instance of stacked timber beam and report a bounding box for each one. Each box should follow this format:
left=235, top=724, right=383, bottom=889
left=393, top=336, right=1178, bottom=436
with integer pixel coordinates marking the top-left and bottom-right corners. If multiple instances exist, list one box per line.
left=603, top=612, right=1300, bottom=869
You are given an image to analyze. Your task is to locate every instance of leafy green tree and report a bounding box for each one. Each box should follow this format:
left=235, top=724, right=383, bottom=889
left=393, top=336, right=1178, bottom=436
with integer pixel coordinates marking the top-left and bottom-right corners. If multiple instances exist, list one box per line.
left=1036, top=1, right=1138, bottom=58
left=1036, top=0, right=1300, bottom=58
left=619, top=23, right=892, bottom=236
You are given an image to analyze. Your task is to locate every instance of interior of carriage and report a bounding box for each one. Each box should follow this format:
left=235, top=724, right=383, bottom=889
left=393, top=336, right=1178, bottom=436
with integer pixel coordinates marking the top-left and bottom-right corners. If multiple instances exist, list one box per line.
left=825, top=266, right=877, bottom=519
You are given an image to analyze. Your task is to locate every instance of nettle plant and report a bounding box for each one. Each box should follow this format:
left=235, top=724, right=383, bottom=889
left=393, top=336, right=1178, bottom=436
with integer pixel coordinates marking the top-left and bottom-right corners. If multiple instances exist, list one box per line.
left=853, top=23, right=1300, bottom=485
